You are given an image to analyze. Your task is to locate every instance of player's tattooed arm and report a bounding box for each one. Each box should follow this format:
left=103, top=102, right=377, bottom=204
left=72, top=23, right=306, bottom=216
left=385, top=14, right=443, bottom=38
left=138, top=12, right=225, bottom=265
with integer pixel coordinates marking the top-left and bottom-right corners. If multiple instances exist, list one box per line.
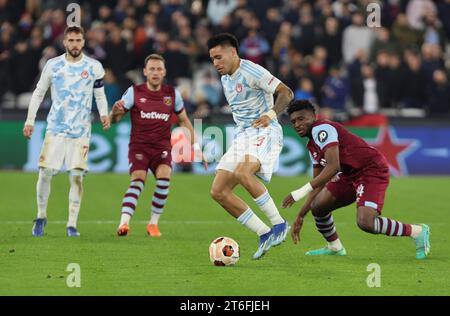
left=272, top=82, right=294, bottom=115
left=252, top=82, right=293, bottom=128
left=109, top=100, right=126, bottom=124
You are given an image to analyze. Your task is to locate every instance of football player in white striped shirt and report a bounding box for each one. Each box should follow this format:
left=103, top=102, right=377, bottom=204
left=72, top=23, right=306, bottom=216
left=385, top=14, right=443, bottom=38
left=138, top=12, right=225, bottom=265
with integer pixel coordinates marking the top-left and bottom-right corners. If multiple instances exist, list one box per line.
left=207, top=33, right=294, bottom=259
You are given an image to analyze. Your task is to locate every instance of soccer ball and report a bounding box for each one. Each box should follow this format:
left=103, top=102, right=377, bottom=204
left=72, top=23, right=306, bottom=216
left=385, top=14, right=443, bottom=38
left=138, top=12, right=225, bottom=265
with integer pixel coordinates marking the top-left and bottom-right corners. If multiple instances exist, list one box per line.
left=209, top=236, right=240, bottom=266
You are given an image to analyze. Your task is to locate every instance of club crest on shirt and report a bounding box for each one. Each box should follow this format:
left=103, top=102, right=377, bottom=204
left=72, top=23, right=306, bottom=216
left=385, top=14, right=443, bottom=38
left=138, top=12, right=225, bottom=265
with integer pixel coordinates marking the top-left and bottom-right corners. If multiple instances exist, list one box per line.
left=163, top=96, right=172, bottom=106
left=81, top=70, right=89, bottom=79
left=318, top=130, right=328, bottom=143
left=235, top=83, right=243, bottom=93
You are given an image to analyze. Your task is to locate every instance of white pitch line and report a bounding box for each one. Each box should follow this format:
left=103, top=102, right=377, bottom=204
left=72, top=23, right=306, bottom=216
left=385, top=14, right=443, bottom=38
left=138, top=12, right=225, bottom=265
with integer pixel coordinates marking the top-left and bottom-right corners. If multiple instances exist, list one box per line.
left=0, top=220, right=234, bottom=225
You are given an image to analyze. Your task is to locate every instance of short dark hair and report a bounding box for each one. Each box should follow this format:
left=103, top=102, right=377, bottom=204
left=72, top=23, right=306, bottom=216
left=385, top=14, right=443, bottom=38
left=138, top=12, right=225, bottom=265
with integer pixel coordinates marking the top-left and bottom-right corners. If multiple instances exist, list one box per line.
left=144, top=53, right=165, bottom=67
left=287, top=99, right=316, bottom=115
left=64, top=26, right=85, bottom=38
left=207, top=33, right=239, bottom=52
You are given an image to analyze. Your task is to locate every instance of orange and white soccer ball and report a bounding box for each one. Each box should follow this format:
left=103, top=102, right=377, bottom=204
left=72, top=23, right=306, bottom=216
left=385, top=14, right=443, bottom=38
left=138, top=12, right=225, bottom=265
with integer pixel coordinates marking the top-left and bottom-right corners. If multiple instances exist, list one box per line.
left=209, top=236, right=240, bottom=266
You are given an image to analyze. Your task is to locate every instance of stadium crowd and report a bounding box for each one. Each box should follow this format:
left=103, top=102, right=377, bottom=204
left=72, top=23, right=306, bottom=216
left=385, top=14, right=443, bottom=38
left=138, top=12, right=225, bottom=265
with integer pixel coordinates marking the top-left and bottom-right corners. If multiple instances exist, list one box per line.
left=0, top=0, right=449, bottom=122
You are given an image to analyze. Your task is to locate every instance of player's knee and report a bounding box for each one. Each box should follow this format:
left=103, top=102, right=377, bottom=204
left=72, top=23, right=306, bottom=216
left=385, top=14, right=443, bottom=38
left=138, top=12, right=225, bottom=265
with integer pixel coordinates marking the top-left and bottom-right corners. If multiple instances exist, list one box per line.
left=356, top=213, right=375, bottom=233
left=210, top=187, right=226, bottom=202
left=69, top=170, right=84, bottom=189
left=39, top=167, right=56, bottom=180
left=310, top=199, right=327, bottom=217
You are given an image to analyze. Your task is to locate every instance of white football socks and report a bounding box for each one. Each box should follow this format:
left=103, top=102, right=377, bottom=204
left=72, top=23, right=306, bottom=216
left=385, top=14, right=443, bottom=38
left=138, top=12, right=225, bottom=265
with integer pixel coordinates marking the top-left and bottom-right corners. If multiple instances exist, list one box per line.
left=410, top=224, right=423, bottom=238
left=254, top=190, right=284, bottom=225
left=120, top=213, right=132, bottom=226
left=149, top=213, right=161, bottom=225
left=237, top=208, right=271, bottom=236
left=36, top=168, right=53, bottom=219
left=67, top=173, right=83, bottom=228
left=328, top=238, right=343, bottom=251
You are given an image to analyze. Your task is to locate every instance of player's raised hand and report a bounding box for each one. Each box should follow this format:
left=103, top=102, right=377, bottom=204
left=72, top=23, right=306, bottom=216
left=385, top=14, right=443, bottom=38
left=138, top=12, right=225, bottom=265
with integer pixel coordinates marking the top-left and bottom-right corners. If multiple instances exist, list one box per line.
left=23, top=125, right=34, bottom=139
left=291, top=215, right=304, bottom=244
left=101, top=115, right=111, bottom=130
left=281, top=193, right=295, bottom=208
left=251, top=115, right=272, bottom=128
left=112, top=100, right=125, bottom=114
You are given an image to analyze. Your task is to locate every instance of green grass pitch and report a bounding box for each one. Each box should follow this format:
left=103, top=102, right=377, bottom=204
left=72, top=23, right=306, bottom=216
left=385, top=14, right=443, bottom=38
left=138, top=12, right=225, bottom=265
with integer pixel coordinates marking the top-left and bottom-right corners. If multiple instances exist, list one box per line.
left=0, top=171, right=449, bottom=295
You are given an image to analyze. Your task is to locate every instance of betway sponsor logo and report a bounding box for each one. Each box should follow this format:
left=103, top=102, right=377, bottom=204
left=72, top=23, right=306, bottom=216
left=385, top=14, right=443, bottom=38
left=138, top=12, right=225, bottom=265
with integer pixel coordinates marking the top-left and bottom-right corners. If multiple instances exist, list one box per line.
left=140, top=110, right=170, bottom=121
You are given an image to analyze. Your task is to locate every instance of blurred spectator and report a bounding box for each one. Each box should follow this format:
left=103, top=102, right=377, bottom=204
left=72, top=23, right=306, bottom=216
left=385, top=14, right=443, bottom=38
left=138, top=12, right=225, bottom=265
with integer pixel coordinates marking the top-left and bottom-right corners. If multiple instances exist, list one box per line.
left=402, top=49, right=426, bottom=108
left=374, top=50, right=391, bottom=108
left=370, top=27, right=397, bottom=62
left=104, top=23, right=132, bottom=89
left=437, top=0, right=450, bottom=40
left=276, top=63, right=297, bottom=91
left=406, top=0, right=437, bottom=30
left=421, top=43, right=445, bottom=86
left=317, top=17, right=342, bottom=67
left=352, top=64, right=379, bottom=114
left=321, top=65, right=349, bottom=116
left=193, top=66, right=223, bottom=110
left=422, top=11, right=447, bottom=50
left=85, top=22, right=107, bottom=63
left=239, top=15, right=270, bottom=66
left=295, top=77, right=315, bottom=102
left=307, top=46, right=328, bottom=98
left=391, top=13, right=422, bottom=54
left=292, top=3, right=317, bottom=56
left=103, top=68, right=121, bottom=106
left=207, top=0, right=238, bottom=25
left=387, top=52, right=405, bottom=108
left=9, top=40, right=36, bottom=95
left=261, top=7, right=282, bottom=46
left=427, top=69, right=450, bottom=115
left=342, top=11, right=376, bottom=64
left=272, top=32, right=291, bottom=66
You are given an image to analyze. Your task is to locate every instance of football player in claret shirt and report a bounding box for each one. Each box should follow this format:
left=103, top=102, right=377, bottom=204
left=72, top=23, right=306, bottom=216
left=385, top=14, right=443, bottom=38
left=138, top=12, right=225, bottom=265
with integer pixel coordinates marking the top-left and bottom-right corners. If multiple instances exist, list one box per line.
left=110, top=54, right=207, bottom=237
left=282, top=100, right=430, bottom=260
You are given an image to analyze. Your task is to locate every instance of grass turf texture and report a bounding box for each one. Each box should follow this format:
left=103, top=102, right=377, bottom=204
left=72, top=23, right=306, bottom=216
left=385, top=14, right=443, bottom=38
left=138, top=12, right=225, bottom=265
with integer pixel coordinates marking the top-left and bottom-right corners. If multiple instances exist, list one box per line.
left=0, top=171, right=449, bottom=295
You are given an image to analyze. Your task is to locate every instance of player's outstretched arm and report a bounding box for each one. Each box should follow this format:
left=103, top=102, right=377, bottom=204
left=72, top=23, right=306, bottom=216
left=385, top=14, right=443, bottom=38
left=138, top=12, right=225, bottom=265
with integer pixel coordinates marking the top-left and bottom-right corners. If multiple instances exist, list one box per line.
left=282, top=147, right=339, bottom=206
left=282, top=166, right=324, bottom=209
left=252, top=82, right=293, bottom=128
left=176, top=110, right=208, bottom=170
left=24, top=62, right=52, bottom=139
left=93, top=82, right=110, bottom=130
left=286, top=167, right=324, bottom=244
left=109, top=100, right=126, bottom=124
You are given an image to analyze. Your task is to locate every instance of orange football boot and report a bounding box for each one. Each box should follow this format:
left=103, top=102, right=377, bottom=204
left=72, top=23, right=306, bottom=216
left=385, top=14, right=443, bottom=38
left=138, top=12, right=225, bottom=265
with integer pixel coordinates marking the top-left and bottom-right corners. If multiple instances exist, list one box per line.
left=147, top=224, right=161, bottom=237
left=117, top=223, right=129, bottom=236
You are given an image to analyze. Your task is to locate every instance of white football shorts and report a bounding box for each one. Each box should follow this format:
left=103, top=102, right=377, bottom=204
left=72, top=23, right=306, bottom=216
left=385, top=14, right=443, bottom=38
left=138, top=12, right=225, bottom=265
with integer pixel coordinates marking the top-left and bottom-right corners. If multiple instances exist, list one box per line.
left=38, top=134, right=90, bottom=171
left=216, top=124, right=283, bottom=182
